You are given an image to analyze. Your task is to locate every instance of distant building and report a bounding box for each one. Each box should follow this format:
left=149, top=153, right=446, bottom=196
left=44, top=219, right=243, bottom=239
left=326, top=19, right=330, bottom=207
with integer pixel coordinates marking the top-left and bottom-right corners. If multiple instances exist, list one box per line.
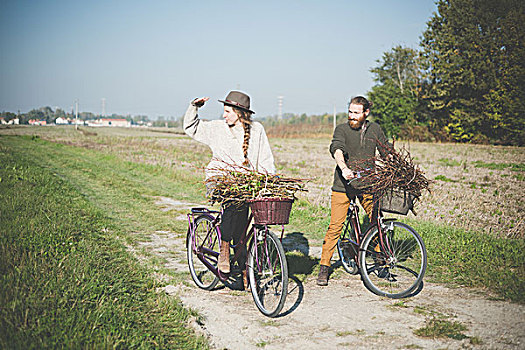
left=55, top=117, right=69, bottom=124
left=87, top=118, right=131, bottom=127
left=0, top=117, right=19, bottom=125
left=72, top=119, right=85, bottom=126
left=28, top=119, right=47, bottom=126
left=132, top=120, right=153, bottom=127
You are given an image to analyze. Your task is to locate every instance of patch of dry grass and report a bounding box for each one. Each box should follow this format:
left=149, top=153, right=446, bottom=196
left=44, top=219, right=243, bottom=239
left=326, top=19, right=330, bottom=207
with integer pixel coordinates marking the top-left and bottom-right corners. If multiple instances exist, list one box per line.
left=2, top=125, right=523, bottom=237
left=271, top=138, right=524, bottom=238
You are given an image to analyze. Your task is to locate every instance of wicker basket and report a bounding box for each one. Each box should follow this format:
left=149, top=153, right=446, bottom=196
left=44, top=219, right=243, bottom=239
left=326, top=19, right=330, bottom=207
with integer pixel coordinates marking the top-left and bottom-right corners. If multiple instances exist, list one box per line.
left=249, top=198, right=293, bottom=225
left=380, top=189, right=415, bottom=215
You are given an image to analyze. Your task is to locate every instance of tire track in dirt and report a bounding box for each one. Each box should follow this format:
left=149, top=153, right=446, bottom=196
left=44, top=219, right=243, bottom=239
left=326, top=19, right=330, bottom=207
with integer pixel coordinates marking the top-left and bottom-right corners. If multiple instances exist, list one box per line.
left=141, top=197, right=524, bottom=349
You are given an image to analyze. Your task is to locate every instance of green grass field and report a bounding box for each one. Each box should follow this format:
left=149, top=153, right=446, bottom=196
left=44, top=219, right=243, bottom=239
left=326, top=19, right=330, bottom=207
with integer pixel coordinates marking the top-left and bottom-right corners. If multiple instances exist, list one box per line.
left=1, top=128, right=524, bottom=347
left=0, top=135, right=208, bottom=349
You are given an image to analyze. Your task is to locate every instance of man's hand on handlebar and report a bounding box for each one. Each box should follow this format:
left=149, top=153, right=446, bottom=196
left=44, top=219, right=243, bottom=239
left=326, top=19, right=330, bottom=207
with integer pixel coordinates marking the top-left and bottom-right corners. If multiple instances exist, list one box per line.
left=341, top=167, right=354, bottom=180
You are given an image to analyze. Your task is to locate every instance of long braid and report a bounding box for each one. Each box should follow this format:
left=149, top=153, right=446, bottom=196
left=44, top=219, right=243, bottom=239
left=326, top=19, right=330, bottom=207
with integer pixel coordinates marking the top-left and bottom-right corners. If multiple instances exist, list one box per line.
left=235, top=107, right=252, bottom=166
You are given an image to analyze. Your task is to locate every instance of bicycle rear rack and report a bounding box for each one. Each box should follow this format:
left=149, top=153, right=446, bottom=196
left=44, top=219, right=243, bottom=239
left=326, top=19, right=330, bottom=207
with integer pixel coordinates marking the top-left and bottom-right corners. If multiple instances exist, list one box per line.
left=191, top=207, right=220, bottom=215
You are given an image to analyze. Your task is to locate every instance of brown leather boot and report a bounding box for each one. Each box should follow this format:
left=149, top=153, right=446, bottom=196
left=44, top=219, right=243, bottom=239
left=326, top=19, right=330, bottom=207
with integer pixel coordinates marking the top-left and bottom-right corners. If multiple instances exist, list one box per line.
left=316, top=265, right=330, bottom=286
left=242, top=270, right=248, bottom=290
left=218, top=240, right=230, bottom=274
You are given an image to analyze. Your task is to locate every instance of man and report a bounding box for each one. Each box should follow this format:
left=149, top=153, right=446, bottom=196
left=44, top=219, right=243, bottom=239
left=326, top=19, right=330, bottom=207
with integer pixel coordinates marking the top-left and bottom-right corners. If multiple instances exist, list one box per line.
left=317, top=96, right=389, bottom=286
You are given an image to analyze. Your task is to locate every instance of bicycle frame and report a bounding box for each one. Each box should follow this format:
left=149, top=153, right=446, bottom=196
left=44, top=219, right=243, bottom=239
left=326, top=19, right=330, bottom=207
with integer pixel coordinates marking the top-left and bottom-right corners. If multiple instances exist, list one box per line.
left=187, top=207, right=285, bottom=282
left=342, top=199, right=396, bottom=266
left=343, top=200, right=363, bottom=248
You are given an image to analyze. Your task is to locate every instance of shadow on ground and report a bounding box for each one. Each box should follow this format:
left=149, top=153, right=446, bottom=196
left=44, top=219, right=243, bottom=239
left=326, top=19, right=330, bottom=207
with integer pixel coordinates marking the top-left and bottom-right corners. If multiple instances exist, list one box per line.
left=282, top=231, right=313, bottom=255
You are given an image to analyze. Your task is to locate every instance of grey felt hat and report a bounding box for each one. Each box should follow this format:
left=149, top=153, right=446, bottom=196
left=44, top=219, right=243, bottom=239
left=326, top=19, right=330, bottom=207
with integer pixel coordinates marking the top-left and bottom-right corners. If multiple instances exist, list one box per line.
left=218, top=91, right=255, bottom=114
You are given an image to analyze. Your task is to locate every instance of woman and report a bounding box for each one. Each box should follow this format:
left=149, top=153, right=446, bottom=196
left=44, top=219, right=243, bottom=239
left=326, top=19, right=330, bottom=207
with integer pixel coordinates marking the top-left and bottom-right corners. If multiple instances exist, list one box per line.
left=183, top=90, right=275, bottom=288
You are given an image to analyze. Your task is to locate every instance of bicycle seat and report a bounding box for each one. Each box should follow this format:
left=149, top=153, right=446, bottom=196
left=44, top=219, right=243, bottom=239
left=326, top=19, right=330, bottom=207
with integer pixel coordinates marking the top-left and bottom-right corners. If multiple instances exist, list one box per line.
left=191, top=207, right=210, bottom=214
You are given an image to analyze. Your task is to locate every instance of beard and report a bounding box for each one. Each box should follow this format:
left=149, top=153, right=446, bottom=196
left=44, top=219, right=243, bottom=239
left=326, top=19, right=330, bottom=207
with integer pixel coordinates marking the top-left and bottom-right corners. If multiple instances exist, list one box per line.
left=349, top=117, right=365, bottom=129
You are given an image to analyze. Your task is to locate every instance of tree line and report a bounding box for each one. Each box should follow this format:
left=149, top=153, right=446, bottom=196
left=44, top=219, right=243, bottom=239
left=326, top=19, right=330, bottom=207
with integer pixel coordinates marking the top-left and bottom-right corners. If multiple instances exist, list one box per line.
left=369, top=0, right=524, bottom=146
left=0, top=107, right=180, bottom=128
left=263, top=0, right=523, bottom=146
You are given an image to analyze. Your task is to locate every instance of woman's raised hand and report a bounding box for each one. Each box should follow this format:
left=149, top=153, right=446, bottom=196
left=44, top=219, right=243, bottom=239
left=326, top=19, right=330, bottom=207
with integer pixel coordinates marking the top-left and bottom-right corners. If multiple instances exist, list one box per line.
left=192, top=97, right=209, bottom=108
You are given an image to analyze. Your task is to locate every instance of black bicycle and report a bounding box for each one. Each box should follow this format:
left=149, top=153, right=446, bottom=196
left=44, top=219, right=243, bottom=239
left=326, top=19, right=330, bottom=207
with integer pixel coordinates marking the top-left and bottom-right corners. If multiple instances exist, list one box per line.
left=337, top=196, right=427, bottom=298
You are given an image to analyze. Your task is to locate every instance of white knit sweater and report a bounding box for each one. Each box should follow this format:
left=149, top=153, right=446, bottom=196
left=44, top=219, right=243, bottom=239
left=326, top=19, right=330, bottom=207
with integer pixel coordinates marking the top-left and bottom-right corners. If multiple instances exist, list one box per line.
left=183, top=103, right=276, bottom=179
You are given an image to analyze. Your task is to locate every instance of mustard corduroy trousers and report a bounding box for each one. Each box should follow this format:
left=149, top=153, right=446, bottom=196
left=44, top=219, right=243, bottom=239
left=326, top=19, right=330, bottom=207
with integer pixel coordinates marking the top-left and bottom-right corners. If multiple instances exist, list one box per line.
left=320, top=191, right=374, bottom=267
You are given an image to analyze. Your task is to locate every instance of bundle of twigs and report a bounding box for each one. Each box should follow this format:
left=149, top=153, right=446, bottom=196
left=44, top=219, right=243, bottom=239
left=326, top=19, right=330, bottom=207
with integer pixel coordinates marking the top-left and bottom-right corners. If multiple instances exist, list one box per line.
left=205, top=161, right=307, bottom=205
left=351, top=142, right=431, bottom=200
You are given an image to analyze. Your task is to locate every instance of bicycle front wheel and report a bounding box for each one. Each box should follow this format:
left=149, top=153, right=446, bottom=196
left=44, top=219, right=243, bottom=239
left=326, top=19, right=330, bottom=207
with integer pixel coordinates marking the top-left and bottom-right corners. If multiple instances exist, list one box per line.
left=247, top=228, right=288, bottom=317
left=359, top=221, right=427, bottom=299
left=187, top=215, right=220, bottom=290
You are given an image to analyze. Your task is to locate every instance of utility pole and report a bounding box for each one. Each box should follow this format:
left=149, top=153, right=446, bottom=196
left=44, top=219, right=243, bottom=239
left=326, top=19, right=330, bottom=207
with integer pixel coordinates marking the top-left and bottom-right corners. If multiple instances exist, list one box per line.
left=101, top=98, right=106, bottom=117
left=75, top=100, right=79, bottom=130
left=278, top=96, right=283, bottom=120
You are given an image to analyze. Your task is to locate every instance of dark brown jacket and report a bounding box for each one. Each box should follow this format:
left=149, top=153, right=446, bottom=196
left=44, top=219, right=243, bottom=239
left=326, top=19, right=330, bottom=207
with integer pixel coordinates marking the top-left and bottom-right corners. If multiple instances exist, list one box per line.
left=330, top=120, right=388, bottom=193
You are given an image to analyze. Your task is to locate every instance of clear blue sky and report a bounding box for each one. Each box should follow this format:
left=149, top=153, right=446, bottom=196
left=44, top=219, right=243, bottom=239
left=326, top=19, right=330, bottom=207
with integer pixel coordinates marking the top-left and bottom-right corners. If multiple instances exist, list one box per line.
left=0, top=0, right=437, bottom=119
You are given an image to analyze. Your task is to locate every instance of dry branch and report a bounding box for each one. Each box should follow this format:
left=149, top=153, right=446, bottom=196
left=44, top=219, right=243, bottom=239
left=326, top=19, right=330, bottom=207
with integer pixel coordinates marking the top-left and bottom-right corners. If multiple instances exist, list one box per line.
left=205, top=160, right=307, bottom=205
left=350, top=142, right=432, bottom=201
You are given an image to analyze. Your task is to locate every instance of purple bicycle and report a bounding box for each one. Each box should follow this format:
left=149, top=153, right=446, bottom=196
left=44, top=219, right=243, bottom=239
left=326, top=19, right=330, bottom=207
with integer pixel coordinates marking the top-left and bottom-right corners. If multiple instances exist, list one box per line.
left=186, top=199, right=290, bottom=317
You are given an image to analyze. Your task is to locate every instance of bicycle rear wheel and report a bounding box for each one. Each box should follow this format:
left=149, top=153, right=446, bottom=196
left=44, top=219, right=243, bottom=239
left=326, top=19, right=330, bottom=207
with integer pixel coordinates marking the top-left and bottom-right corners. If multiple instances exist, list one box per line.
left=187, top=215, right=220, bottom=290
left=337, top=223, right=359, bottom=275
left=247, top=228, right=288, bottom=317
left=359, top=221, right=427, bottom=298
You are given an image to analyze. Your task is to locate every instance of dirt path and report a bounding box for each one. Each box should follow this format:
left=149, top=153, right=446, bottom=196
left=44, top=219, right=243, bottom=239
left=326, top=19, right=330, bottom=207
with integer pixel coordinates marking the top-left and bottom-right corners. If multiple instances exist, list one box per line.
left=148, top=197, right=524, bottom=350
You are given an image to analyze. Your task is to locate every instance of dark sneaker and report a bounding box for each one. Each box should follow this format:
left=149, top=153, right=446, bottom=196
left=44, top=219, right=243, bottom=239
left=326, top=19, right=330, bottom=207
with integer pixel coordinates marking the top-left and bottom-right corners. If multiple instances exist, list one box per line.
left=377, top=267, right=391, bottom=279
left=316, top=265, right=330, bottom=286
